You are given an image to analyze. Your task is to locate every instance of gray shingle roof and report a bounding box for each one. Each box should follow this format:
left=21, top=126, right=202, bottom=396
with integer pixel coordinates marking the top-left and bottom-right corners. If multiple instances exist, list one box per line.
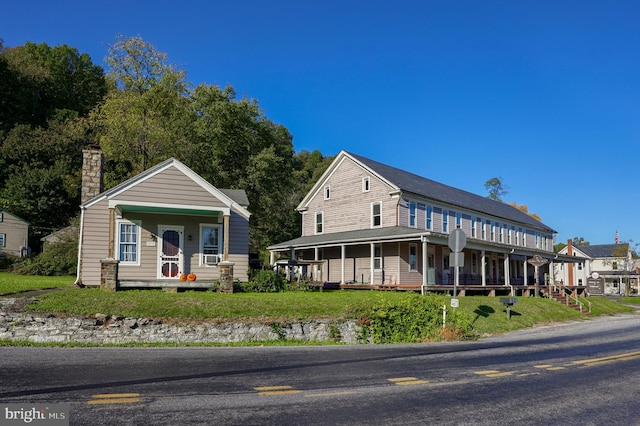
left=348, top=152, right=555, bottom=233
left=575, top=243, right=628, bottom=258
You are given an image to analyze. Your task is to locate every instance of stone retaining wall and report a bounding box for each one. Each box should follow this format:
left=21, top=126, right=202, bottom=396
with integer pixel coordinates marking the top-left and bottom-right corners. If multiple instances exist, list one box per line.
left=0, top=299, right=361, bottom=345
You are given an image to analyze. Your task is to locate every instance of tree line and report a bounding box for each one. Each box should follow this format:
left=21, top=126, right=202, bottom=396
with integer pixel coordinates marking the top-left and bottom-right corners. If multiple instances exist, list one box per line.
left=0, top=36, right=333, bottom=262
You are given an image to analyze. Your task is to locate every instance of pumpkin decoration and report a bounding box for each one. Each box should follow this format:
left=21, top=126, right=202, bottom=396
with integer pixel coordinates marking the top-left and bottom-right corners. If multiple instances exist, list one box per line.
left=187, top=273, right=197, bottom=282
left=179, top=274, right=188, bottom=281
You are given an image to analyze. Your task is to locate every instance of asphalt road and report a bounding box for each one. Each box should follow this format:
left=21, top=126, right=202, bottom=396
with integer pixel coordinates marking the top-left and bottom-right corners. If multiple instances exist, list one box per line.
left=2, top=313, right=640, bottom=425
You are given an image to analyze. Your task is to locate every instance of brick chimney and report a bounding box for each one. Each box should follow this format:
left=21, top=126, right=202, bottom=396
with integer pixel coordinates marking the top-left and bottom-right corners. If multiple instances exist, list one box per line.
left=81, top=146, right=104, bottom=203
left=567, top=238, right=574, bottom=286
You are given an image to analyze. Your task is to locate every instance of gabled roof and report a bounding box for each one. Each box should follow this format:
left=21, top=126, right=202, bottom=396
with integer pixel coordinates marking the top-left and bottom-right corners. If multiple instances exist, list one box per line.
left=81, top=158, right=251, bottom=219
left=0, top=209, right=30, bottom=225
left=302, top=151, right=555, bottom=233
left=573, top=243, right=629, bottom=259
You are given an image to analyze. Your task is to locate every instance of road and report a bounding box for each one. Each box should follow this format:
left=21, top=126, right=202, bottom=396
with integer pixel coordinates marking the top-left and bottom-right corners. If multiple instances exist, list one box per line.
left=2, top=314, right=640, bottom=425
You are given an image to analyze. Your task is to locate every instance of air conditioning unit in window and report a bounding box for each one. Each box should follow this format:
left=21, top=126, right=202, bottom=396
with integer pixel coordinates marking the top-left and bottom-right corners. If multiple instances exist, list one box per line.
left=203, top=254, right=220, bottom=266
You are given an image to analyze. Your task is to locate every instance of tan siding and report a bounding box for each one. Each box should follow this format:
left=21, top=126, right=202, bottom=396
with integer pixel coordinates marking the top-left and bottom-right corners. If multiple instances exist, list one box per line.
left=0, top=212, right=29, bottom=256
left=302, top=157, right=397, bottom=236
left=114, top=166, right=228, bottom=207
left=80, top=200, right=111, bottom=286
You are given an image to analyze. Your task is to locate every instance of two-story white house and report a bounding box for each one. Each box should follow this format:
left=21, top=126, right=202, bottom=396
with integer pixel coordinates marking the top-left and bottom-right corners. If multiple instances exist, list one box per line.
left=555, top=240, right=640, bottom=295
left=269, top=151, right=577, bottom=295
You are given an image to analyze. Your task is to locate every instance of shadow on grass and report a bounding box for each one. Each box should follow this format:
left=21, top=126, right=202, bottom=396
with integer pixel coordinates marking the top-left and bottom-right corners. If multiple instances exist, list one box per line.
left=473, top=305, right=495, bottom=324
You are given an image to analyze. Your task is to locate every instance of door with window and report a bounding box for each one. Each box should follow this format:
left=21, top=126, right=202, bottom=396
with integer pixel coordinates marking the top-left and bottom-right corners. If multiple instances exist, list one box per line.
left=157, top=226, right=184, bottom=279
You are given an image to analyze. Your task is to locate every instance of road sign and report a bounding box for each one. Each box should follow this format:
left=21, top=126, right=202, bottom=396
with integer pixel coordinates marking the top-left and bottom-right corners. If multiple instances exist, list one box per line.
left=448, top=228, right=467, bottom=252
left=449, top=252, right=464, bottom=268
left=451, top=298, right=459, bottom=308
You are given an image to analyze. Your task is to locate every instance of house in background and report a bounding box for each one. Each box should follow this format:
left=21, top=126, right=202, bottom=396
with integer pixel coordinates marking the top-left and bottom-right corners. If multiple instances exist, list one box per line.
left=555, top=240, right=640, bottom=295
left=76, top=148, right=250, bottom=291
left=0, top=210, right=30, bottom=258
left=269, top=151, right=579, bottom=295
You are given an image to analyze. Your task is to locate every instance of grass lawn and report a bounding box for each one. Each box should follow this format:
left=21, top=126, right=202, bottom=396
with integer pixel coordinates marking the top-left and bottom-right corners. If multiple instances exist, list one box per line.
left=0, top=273, right=634, bottom=341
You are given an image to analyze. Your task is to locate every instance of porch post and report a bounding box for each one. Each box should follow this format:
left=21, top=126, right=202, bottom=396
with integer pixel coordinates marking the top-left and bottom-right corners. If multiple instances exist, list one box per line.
left=223, top=214, right=230, bottom=261
left=481, top=250, right=486, bottom=286
left=314, top=247, right=319, bottom=282
left=422, top=237, right=428, bottom=287
left=219, top=214, right=234, bottom=293
left=269, top=250, right=275, bottom=266
left=505, top=254, right=510, bottom=286
left=341, top=244, right=346, bottom=284
left=524, top=258, right=528, bottom=286
left=370, top=243, right=375, bottom=285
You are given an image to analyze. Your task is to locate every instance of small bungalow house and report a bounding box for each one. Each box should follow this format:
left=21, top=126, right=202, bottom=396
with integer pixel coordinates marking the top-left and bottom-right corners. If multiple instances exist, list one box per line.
left=269, top=151, right=578, bottom=295
left=76, top=148, right=250, bottom=291
left=554, top=241, right=640, bottom=295
left=0, top=210, right=30, bottom=258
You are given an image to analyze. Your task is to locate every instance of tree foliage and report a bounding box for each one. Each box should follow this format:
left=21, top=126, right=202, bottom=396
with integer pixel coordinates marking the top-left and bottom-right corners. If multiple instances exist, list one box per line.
left=484, top=177, right=508, bottom=201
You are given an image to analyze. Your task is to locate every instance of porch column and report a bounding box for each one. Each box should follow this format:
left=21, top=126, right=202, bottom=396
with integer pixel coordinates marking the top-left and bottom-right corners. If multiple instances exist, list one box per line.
left=370, top=243, right=375, bottom=285
left=422, top=237, right=428, bottom=287
left=341, top=244, right=346, bottom=284
left=219, top=214, right=234, bottom=293
left=314, top=247, right=319, bottom=282
left=481, top=250, right=486, bottom=286
left=549, top=260, right=555, bottom=285
left=524, top=259, right=528, bottom=286
left=505, top=254, right=510, bottom=286
left=269, top=251, right=275, bottom=266
left=223, top=214, right=230, bottom=261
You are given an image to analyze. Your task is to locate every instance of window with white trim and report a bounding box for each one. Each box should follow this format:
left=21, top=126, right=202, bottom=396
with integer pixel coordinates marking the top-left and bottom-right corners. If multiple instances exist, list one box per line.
left=372, top=202, right=382, bottom=227
left=0, top=212, right=3, bottom=222
left=117, top=220, right=141, bottom=264
left=442, top=210, right=448, bottom=233
left=0, top=233, right=5, bottom=247
left=499, top=223, right=503, bottom=242
left=522, top=229, right=527, bottom=246
left=426, top=206, right=432, bottom=230
left=409, top=244, right=417, bottom=271
left=324, top=185, right=330, bottom=200
left=472, top=252, right=478, bottom=274
left=315, top=212, right=324, bottom=234
left=456, top=212, right=462, bottom=229
left=200, top=224, right=222, bottom=265
left=490, top=222, right=495, bottom=241
left=471, top=217, right=477, bottom=238
left=362, top=177, right=370, bottom=192
left=374, top=245, right=382, bottom=269
left=409, top=202, right=416, bottom=227
left=481, top=219, right=486, bottom=240
left=509, top=226, right=514, bottom=245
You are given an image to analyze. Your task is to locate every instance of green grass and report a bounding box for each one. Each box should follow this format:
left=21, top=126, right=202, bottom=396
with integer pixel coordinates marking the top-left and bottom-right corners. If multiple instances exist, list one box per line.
left=0, top=273, right=635, bottom=343
left=0, top=272, right=75, bottom=295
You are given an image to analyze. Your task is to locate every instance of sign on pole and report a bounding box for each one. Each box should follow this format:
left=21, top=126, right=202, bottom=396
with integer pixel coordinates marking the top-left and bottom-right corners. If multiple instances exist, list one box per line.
left=448, top=229, right=467, bottom=310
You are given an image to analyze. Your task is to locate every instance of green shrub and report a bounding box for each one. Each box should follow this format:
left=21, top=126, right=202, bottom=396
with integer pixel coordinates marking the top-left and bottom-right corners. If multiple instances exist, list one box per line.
left=12, top=235, right=77, bottom=276
left=352, top=293, right=474, bottom=343
left=242, top=269, right=286, bottom=292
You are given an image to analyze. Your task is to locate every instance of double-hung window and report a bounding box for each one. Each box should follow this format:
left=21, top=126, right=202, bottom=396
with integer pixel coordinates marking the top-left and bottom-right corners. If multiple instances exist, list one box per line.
left=409, top=202, right=416, bottom=227
left=201, top=224, right=222, bottom=265
left=426, top=206, right=432, bottom=230
left=442, top=210, right=449, bottom=233
left=471, top=218, right=477, bottom=238
left=409, top=244, right=417, bottom=271
left=117, top=220, right=140, bottom=264
left=372, top=202, right=382, bottom=227
left=0, top=233, right=5, bottom=248
left=456, top=213, right=461, bottom=229
left=315, top=212, right=324, bottom=234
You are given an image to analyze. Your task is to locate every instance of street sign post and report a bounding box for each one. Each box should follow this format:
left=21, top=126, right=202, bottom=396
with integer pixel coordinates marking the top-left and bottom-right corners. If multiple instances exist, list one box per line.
left=448, top=229, right=467, bottom=309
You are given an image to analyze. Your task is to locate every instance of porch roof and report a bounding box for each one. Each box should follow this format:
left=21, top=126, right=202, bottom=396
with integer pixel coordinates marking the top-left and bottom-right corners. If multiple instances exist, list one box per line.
left=269, top=226, right=584, bottom=263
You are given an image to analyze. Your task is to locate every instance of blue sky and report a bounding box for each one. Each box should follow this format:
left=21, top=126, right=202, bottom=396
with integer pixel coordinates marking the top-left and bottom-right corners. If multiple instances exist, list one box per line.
left=2, top=1, right=639, bottom=247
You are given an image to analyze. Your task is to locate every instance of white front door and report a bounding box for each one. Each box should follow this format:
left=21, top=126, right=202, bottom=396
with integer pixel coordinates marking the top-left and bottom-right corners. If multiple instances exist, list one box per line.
left=157, top=226, right=184, bottom=279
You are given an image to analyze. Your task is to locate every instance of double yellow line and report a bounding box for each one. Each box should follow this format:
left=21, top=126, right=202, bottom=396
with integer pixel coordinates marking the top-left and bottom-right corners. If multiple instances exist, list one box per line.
left=88, top=393, right=141, bottom=405
left=573, top=350, right=640, bottom=367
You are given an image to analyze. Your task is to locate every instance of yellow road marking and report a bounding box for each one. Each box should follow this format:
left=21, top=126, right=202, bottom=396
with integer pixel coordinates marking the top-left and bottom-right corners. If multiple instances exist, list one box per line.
left=305, top=391, right=357, bottom=398
left=485, top=372, right=513, bottom=377
left=573, top=351, right=640, bottom=367
left=474, top=370, right=500, bottom=375
left=88, top=393, right=141, bottom=405
left=388, top=377, right=429, bottom=385
left=534, top=365, right=553, bottom=369
left=255, top=385, right=302, bottom=396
